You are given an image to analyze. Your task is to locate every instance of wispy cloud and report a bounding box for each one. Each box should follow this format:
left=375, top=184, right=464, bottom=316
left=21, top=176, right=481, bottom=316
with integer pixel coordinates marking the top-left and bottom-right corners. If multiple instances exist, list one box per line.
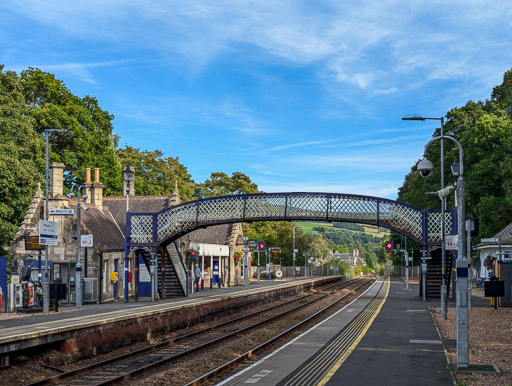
left=270, top=139, right=333, bottom=151
left=4, top=1, right=510, bottom=96
left=6, top=60, right=128, bottom=84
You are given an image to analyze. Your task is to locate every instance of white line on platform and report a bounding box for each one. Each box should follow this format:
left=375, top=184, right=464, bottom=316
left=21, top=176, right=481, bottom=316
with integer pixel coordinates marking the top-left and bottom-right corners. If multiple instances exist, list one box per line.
left=409, top=339, right=442, bottom=344
left=217, top=278, right=383, bottom=386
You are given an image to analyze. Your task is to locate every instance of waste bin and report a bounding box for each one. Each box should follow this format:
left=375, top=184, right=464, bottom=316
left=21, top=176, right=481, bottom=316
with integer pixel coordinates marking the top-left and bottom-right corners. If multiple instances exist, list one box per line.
left=485, top=276, right=504, bottom=309
left=484, top=278, right=505, bottom=297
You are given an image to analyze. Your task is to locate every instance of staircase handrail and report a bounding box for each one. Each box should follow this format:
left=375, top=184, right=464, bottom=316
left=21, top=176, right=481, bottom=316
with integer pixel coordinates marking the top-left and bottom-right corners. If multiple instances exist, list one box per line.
left=170, top=241, right=189, bottom=296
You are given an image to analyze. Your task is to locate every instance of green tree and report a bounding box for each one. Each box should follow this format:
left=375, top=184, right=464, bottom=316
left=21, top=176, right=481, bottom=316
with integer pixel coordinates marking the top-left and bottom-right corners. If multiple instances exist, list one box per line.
left=398, top=68, right=512, bottom=238
left=117, top=146, right=196, bottom=201
left=20, top=68, right=121, bottom=195
left=196, top=171, right=260, bottom=198
left=0, top=66, right=45, bottom=248
left=311, top=233, right=332, bottom=262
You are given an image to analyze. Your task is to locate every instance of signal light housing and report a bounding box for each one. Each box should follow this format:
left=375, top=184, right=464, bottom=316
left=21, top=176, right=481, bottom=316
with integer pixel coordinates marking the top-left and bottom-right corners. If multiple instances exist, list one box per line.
left=258, top=241, right=267, bottom=251
left=385, top=241, right=395, bottom=252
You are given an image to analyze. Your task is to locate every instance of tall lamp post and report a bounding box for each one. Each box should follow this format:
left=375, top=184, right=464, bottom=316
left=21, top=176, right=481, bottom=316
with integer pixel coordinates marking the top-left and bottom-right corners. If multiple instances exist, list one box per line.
left=42, top=128, right=67, bottom=314
left=418, top=135, right=468, bottom=368
left=403, top=116, right=448, bottom=319
left=69, top=184, right=87, bottom=308
left=123, top=164, right=134, bottom=303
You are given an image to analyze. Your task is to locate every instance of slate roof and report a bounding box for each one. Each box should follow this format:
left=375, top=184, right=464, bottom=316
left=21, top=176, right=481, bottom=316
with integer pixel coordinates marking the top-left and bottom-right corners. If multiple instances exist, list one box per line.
left=494, top=223, right=512, bottom=244
left=68, top=201, right=125, bottom=251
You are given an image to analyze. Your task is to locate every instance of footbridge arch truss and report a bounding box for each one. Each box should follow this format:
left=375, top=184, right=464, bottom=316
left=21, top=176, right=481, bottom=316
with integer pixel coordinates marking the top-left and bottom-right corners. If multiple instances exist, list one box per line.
left=127, top=192, right=456, bottom=250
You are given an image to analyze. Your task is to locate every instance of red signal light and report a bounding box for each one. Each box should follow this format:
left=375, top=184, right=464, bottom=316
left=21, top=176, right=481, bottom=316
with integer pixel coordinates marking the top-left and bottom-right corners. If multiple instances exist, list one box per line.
left=385, top=241, right=394, bottom=251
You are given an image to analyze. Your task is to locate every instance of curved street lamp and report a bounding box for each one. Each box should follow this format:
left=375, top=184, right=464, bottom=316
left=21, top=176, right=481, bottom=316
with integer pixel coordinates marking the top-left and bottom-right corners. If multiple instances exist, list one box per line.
left=403, top=116, right=449, bottom=320
left=419, top=135, right=469, bottom=369
left=42, top=128, right=67, bottom=314
left=123, top=164, right=134, bottom=303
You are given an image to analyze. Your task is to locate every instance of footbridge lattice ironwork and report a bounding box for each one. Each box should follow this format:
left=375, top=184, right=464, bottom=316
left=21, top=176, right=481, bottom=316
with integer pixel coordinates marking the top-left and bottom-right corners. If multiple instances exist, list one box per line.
left=127, top=192, right=456, bottom=250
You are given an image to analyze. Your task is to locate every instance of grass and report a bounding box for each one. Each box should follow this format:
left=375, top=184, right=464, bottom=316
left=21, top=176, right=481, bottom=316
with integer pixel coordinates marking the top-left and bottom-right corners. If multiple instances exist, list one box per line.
left=294, top=221, right=389, bottom=237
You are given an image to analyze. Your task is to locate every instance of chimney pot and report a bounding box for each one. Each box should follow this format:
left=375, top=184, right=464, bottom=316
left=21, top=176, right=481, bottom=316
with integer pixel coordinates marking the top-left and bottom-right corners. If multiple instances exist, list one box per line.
left=86, top=168, right=91, bottom=184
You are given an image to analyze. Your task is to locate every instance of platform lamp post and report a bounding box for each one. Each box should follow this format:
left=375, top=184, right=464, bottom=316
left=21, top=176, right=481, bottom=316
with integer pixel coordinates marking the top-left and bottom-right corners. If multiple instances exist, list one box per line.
left=418, top=135, right=469, bottom=368
left=123, top=164, right=134, bottom=303
left=69, top=184, right=87, bottom=308
left=42, top=128, right=67, bottom=314
left=403, top=115, right=448, bottom=320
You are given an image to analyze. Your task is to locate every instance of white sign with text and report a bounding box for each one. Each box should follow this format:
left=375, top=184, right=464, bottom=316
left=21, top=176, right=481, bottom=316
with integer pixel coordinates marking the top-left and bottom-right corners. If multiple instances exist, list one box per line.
left=39, top=220, right=58, bottom=246
left=81, top=234, right=93, bottom=247
left=445, top=235, right=458, bottom=250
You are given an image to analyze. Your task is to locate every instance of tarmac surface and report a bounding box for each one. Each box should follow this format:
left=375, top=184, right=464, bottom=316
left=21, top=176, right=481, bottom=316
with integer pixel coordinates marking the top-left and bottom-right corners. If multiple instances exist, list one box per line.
left=2, top=276, right=489, bottom=385
left=220, top=276, right=456, bottom=386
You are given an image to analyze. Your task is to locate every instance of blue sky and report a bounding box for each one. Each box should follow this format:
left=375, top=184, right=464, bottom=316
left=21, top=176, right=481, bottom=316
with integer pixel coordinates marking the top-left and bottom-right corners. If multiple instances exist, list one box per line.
left=1, top=1, right=511, bottom=199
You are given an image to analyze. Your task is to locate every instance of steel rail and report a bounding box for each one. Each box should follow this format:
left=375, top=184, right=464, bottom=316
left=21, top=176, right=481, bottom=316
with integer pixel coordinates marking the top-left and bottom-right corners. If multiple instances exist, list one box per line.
left=186, top=277, right=376, bottom=385
left=28, top=278, right=363, bottom=386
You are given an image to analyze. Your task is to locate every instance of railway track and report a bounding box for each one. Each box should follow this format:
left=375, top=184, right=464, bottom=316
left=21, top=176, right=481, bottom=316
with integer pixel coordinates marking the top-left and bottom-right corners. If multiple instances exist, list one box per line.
left=28, top=277, right=372, bottom=386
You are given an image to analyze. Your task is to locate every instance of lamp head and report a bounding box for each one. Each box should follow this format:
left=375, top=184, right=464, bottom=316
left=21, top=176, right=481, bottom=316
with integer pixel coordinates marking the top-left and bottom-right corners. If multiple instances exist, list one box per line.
left=123, top=163, right=134, bottom=182
left=417, top=157, right=434, bottom=177
left=451, top=158, right=460, bottom=176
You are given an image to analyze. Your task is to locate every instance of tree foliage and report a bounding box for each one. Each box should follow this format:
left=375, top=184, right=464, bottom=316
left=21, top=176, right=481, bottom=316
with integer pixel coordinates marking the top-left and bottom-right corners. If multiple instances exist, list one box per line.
left=20, top=68, right=121, bottom=195
left=117, top=146, right=196, bottom=201
left=0, top=66, right=45, bottom=247
left=398, top=68, right=512, bottom=238
left=195, top=171, right=260, bottom=198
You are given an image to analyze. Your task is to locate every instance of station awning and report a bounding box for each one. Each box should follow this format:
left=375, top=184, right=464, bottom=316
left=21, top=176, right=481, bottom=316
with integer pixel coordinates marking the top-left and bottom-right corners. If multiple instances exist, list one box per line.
left=189, top=242, right=229, bottom=257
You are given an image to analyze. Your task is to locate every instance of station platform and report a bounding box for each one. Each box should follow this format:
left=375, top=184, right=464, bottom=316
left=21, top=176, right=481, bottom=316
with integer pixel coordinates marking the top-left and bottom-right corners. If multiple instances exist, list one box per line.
left=220, top=276, right=454, bottom=386
left=0, top=276, right=339, bottom=364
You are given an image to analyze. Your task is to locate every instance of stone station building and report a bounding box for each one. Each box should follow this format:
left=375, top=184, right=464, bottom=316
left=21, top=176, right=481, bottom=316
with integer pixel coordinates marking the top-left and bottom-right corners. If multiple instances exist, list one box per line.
left=9, top=163, right=245, bottom=305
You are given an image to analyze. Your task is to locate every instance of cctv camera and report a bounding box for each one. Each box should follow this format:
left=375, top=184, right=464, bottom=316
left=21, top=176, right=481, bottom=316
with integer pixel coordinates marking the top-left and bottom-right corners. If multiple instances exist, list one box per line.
left=82, top=206, right=88, bottom=212
left=417, top=157, right=434, bottom=178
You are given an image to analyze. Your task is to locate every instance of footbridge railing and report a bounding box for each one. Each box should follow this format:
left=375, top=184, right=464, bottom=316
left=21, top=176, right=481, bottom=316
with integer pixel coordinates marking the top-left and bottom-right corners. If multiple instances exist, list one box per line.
left=127, top=192, right=456, bottom=248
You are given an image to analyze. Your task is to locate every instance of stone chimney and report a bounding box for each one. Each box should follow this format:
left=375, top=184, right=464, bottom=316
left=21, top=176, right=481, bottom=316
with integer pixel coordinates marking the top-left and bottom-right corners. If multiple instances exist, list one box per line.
left=91, top=167, right=104, bottom=210
left=169, top=180, right=181, bottom=206
left=85, top=167, right=92, bottom=204
left=49, top=163, right=66, bottom=198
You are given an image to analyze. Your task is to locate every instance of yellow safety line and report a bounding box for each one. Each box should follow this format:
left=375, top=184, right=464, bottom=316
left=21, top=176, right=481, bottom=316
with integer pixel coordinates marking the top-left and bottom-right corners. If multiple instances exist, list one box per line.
left=317, top=276, right=390, bottom=386
left=280, top=279, right=385, bottom=386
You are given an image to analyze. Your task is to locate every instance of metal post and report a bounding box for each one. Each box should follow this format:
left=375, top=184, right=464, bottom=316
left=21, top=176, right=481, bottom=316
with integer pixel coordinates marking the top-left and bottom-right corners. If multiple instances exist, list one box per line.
left=257, top=250, right=260, bottom=283
left=405, top=250, right=409, bottom=289
left=150, top=250, right=156, bottom=302
left=403, top=117, right=448, bottom=317
left=466, top=220, right=472, bottom=310
left=292, top=225, right=296, bottom=279
left=440, top=118, right=448, bottom=320
left=421, top=250, right=427, bottom=302
left=75, top=189, right=82, bottom=308
left=43, top=132, right=50, bottom=314
left=267, top=248, right=271, bottom=281
left=124, top=190, right=130, bottom=303
left=244, top=251, right=248, bottom=289
left=456, top=173, right=469, bottom=368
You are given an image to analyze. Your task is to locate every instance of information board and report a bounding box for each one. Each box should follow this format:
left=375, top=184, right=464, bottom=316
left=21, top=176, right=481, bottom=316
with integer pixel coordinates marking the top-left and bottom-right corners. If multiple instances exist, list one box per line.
left=39, top=220, right=58, bottom=246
